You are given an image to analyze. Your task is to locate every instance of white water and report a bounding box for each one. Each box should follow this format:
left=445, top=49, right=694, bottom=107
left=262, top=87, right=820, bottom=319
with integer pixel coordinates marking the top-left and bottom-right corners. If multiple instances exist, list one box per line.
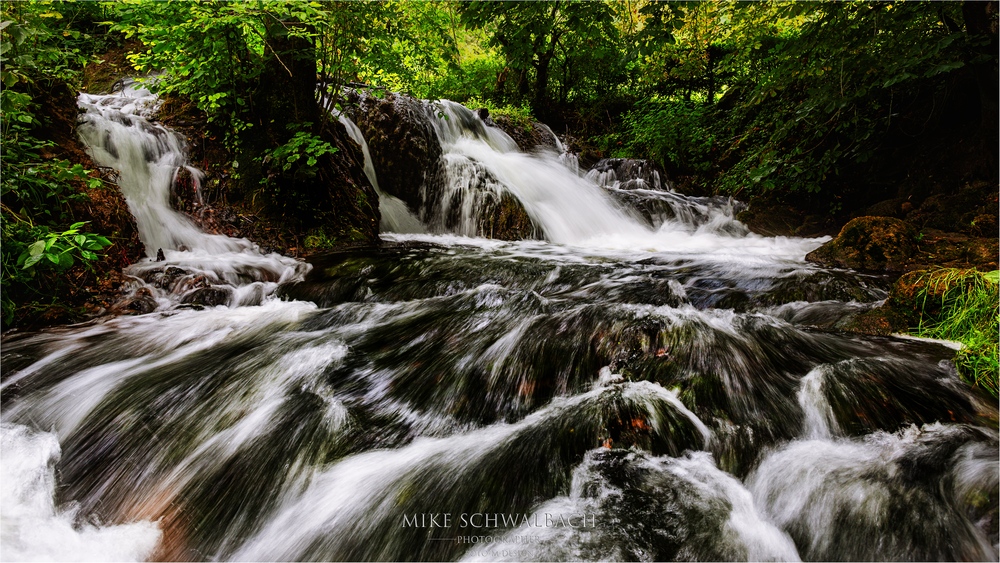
left=230, top=378, right=713, bottom=561
left=797, top=366, right=839, bottom=439
left=748, top=425, right=999, bottom=561
left=463, top=449, right=800, bottom=562
left=419, top=100, right=828, bottom=259
left=0, top=424, right=162, bottom=562
left=76, top=84, right=307, bottom=309
left=4, top=91, right=995, bottom=562
left=337, top=113, right=425, bottom=234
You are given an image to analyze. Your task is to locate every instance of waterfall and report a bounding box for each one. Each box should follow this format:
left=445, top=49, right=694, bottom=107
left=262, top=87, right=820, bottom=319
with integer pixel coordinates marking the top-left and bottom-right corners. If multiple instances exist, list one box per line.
left=2, top=90, right=997, bottom=562
left=76, top=84, right=308, bottom=310
left=372, top=99, right=830, bottom=260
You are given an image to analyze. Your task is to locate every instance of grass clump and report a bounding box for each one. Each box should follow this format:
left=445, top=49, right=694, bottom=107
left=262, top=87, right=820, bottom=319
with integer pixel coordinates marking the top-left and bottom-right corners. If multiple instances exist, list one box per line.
left=911, top=269, right=999, bottom=398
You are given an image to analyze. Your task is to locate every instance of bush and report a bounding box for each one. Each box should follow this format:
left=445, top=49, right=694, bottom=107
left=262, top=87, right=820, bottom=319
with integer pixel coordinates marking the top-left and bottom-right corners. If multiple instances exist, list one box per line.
left=619, top=98, right=715, bottom=174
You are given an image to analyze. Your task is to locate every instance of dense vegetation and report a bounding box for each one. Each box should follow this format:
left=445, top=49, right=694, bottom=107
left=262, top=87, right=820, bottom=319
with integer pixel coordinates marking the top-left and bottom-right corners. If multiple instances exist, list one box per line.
left=1, top=1, right=997, bottom=394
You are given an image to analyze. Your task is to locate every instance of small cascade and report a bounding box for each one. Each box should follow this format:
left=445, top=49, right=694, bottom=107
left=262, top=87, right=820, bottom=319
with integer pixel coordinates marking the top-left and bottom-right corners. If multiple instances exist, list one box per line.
left=586, top=158, right=665, bottom=191
left=797, top=366, right=840, bottom=439
left=337, top=113, right=425, bottom=234
left=465, top=449, right=800, bottom=562
left=77, top=84, right=308, bottom=310
left=352, top=97, right=827, bottom=259
left=0, top=424, right=162, bottom=562
left=748, top=425, right=999, bottom=561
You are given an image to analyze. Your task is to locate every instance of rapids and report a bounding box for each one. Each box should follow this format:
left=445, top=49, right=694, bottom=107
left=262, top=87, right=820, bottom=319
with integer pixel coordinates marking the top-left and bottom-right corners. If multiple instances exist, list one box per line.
left=1, top=86, right=996, bottom=562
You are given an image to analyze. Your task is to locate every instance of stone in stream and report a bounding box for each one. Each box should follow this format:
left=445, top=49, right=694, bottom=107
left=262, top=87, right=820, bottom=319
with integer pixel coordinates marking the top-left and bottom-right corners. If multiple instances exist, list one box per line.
left=181, top=286, right=233, bottom=307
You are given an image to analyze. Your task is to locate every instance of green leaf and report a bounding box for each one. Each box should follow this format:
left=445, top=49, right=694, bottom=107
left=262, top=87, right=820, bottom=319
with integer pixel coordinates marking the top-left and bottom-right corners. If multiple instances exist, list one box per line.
left=28, top=240, right=45, bottom=257
left=22, top=254, right=43, bottom=269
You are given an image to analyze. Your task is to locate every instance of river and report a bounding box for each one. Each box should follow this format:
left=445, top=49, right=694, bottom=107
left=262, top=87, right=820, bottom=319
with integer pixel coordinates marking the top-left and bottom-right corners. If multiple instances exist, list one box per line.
left=1, top=86, right=996, bottom=562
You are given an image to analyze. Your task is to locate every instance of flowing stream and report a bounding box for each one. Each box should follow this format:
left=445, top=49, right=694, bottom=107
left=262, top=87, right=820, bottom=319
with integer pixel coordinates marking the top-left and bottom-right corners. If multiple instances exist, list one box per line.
left=1, top=87, right=997, bottom=562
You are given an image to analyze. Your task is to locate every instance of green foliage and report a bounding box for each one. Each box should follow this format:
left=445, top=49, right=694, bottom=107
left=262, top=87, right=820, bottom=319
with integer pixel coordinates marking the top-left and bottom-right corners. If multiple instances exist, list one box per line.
left=616, top=98, right=714, bottom=173
left=464, top=96, right=534, bottom=130
left=17, top=222, right=112, bottom=271
left=1, top=1, right=117, bottom=328
left=716, top=2, right=982, bottom=195
left=0, top=1, right=103, bottom=91
left=911, top=269, right=999, bottom=398
left=459, top=0, right=623, bottom=112
left=263, top=128, right=338, bottom=179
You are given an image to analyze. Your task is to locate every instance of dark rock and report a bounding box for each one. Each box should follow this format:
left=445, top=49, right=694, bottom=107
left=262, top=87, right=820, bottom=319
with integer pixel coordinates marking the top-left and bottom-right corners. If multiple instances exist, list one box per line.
left=347, top=92, right=443, bottom=213
left=590, top=158, right=670, bottom=191
left=806, top=216, right=919, bottom=272
left=181, top=286, right=233, bottom=307
left=349, top=92, right=539, bottom=241
left=904, top=180, right=999, bottom=236
left=114, top=287, right=158, bottom=315
left=490, top=116, right=560, bottom=153
left=476, top=192, right=540, bottom=240
left=861, top=197, right=907, bottom=218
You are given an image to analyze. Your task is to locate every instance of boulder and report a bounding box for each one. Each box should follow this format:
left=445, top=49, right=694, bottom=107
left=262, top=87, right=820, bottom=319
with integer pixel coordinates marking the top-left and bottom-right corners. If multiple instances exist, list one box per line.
left=181, top=286, right=233, bottom=307
left=490, top=115, right=560, bottom=153
left=806, top=216, right=919, bottom=272
left=476, top=192, right=539, bottom=240
left=346, top=92, right=442, bottom=213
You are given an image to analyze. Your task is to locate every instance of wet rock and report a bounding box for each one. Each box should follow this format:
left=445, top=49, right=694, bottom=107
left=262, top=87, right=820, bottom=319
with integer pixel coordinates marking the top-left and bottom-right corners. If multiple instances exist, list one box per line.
left=862, top=197, right=908, bottom=218
left=181, top=286, right=232, bottom=307
left=114, top=287, right=158, bottom=315
left=476, top=192, right=540, bottom=240
left=823, top=358, right=979, bottom=436
left=430, top=157, right=539, bottom=240
left=589, top=158, right=670, bottom=191
left=490, top=116, right=560, bottom=153
left=346, top=91, right=442, bottom=213
left=806, top=216, right=919, bottom=272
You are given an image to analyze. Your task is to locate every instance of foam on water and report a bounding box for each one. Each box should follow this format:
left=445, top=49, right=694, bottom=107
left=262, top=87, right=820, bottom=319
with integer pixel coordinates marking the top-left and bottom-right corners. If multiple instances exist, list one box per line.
left=1, top=424, right=161, bottom=562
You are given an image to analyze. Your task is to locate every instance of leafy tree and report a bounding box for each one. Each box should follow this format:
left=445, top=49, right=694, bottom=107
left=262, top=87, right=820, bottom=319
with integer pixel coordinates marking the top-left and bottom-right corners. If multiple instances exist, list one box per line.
left=459, top=0, right=620, bottom=116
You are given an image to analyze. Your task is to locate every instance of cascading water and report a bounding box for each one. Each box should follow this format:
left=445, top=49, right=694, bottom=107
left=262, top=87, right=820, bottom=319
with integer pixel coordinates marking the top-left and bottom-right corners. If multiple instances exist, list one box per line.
left=2, top=89, right=997, bottom=562
left=337, top=113, right=425, bottom=234
left=75, top=84, right=308, bottom=310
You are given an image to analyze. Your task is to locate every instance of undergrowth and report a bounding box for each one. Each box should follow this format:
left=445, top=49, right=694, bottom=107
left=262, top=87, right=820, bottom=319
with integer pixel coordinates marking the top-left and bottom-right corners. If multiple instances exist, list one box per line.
left=912, top=268, right=999, bottom=399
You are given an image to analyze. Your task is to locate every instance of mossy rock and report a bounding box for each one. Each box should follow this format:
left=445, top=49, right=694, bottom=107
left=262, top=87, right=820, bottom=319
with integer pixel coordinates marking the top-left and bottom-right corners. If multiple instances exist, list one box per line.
left=490, top=115, right=559, bottom=152
left=476, top=192, right=540, bottom=240
left=806, top=216, right=919, bottom=272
